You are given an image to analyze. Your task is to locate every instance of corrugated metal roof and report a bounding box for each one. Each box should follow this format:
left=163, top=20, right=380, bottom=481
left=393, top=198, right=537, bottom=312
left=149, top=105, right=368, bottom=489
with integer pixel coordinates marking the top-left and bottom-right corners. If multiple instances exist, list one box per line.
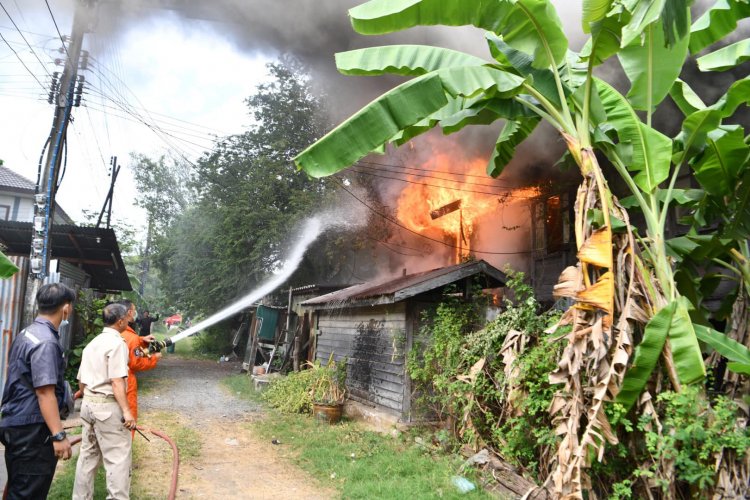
left=0, top=220, right=131, bottom=291
left=301, top=260, right=506, bottom=308
left=0, top=166, right=36, bottom=192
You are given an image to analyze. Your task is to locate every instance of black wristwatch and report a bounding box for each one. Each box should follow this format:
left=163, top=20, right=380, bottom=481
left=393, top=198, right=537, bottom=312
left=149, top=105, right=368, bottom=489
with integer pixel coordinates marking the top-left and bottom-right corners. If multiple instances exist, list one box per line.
left=51, top=430, right=67, bottom=442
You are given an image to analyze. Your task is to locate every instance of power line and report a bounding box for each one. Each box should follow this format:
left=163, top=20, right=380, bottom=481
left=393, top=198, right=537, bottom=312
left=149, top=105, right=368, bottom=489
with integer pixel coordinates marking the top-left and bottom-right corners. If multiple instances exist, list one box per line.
left=0, top=31, right=45, bottom=90
left=0, top=1, right=53, bottom=78
left=43, top=0, right=69, bottom=60
left=359, top=159, right=517, bottom=183
left=83, top=101, right=217, bottom=152
left=348, top=166, right=538, bottom=199
left=83, top=89, right=222, bottom=143
left=332, top=177, right=533, bottom=255
left=356, top=161, right=519, bottom=190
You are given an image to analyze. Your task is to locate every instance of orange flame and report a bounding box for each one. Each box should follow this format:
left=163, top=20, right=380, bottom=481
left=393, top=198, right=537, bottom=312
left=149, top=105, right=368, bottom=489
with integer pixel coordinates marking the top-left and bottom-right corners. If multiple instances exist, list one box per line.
left=395, top=147, right=540, bottom=263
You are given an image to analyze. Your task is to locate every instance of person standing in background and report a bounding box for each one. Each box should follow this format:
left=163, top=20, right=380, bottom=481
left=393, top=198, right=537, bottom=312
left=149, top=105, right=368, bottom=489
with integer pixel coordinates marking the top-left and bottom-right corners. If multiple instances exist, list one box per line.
left=137, top=310, right=158, bottom=337
left=0, top=283, right=75, bottom=499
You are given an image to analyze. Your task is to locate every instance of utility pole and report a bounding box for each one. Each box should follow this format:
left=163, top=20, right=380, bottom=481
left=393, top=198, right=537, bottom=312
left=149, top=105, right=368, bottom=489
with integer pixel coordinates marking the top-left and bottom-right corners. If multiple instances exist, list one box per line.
left=25, top=0, right=95, bottom=322
left=96, top=156, right=120, bottom=229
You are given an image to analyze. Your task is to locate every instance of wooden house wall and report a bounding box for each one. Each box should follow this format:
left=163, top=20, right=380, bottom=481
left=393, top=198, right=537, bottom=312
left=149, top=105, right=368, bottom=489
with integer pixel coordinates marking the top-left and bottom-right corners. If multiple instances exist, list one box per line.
left=315, top=303, right=407, bottom=416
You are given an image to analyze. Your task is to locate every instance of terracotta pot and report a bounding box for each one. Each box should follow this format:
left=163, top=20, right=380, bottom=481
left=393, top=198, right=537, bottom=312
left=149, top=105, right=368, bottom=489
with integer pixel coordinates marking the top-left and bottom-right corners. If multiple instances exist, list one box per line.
left=312, top=402, right=343, bottom=424
left=252, top=366, right=266, bottom=375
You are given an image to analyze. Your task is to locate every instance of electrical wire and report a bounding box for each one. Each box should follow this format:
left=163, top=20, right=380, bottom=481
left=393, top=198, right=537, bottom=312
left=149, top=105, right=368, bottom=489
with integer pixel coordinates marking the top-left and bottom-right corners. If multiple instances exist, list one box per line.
left=43, top=0, right=69, bottom=60
left=332, top=177, right=532, bottom=255
left=349, top=166, right=538, bottom=199
left=0, top=2, right=53, bottom=79
left=355, top=161, right=520, bottom=190
left=359, top=159, right=517, bottom=183
left=0, top=31, right=45, bottom=90
left=82, top=91, right=221, bottom=143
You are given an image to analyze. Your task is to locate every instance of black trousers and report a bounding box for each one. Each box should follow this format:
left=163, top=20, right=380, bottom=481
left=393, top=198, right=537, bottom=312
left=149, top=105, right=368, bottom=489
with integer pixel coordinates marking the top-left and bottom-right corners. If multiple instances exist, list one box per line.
left=0, top=423, right=57, bottom=500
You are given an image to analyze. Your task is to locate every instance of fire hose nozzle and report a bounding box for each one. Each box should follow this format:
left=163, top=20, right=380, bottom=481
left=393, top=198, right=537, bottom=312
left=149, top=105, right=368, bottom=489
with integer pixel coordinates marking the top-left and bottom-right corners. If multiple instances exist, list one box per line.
left=146, top=337, right=173, bottom=356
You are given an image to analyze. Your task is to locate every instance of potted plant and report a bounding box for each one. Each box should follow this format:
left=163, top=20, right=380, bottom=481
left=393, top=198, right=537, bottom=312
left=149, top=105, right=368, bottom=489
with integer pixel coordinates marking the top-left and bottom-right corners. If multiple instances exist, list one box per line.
left=309, top=354, right=347, bottom=424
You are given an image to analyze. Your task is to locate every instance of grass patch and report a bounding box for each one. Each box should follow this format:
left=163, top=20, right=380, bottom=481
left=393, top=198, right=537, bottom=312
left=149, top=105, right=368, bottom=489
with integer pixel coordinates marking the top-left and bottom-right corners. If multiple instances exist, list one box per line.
left=252, top=413, right=492, bottom=499
left=49, top=412, right=201, bottom=499
left=48, top=459, right=107, bottom=500
left=229, top=372, right=490, bottom=498
left=131, top=411, right=202, bottom=499
left=152, top=331, right=215, bottom=360
left=221, top=373, right=264, bottom=404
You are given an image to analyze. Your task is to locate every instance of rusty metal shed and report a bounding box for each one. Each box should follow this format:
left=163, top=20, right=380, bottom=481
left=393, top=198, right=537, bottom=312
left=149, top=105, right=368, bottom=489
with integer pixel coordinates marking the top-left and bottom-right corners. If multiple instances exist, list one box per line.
left=301, top=260, right=506, bottom=421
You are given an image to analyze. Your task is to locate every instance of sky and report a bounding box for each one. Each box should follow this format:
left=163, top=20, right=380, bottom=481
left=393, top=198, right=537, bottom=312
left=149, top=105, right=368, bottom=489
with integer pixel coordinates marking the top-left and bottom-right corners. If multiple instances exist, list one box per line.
left=0, top=0, right=273, bottom=236
left=0, top=0, right=588, bottom=252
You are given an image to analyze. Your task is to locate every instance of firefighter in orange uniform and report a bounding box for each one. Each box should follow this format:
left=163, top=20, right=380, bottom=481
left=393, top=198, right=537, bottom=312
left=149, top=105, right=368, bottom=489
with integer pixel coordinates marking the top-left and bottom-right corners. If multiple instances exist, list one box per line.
left=116, top=300, right=161, bottom=426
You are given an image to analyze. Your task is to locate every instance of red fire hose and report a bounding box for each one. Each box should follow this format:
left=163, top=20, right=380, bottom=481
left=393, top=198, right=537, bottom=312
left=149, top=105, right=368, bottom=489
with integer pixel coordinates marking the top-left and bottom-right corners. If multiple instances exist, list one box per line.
left=2, top=427, right=179, bottom=500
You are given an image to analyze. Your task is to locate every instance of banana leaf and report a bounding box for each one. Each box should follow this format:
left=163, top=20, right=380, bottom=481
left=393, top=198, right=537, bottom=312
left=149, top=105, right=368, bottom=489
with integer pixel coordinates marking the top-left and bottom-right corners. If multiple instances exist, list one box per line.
left=0, top=251, right=19, bottom=279
left=596, top=78, right=673, bottom=192
left=295, top=66, right=525, bottom=177
left=669, top=79, right=706, bottom=116
left=616, top=300, right=675, bottom=411
left=487, top=116, right=541, bottom=177
left=619, top=20, right=690, bottom=112
left=348, top=0, right=568, bottom=69
left=581, top=14, right=626, bottom=66
left=690, top=0, right=750, bottom=54
left=486, top=33, right=563, bottom=107
left=582, top=0, right=613, bottom=32
left=727, top=362, right=750, bottom=375
left=336, top=45, right=488, bottom=76
left=660, top=0, right=691, bottom=47
left=616, top=298, right=706, bottom=411
left=668, top=297, right=707, bottom=387
left=724, top=169, right=750, bottom=239
left=690, top=126, right=749, bottom=197
left=620, top=0, right=667, bottom=47
left=694, top=323, right=750, bottom=365
left=697, top=38, right=750, bottom=71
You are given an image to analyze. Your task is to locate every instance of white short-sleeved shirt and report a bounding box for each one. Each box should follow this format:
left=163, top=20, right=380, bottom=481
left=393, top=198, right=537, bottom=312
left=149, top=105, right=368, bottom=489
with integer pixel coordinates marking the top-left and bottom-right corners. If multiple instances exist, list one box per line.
left=77, top=327, right=129, bottom=397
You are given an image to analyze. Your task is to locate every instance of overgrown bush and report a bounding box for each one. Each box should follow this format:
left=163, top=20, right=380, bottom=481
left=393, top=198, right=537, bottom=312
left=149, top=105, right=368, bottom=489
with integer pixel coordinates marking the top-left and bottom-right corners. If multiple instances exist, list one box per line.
left=66, top=291, right=108, bottom=385
left=637, top=386, right=749, bottom=496
left=190, top=325, right=233, bottom=356
left=407, top=269, right=563, bottom=476
left=262, top=369, right=316, bottom=414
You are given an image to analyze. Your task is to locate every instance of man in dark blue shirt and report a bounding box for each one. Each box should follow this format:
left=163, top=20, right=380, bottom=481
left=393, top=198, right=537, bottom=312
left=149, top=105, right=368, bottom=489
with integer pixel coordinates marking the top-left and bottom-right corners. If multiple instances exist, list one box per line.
left=0, top=283, right=76, bottom=499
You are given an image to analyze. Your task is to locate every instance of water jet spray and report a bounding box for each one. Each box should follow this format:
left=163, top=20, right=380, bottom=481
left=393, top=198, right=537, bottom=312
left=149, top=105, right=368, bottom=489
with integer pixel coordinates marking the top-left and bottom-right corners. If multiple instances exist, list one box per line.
left=147, top=217, right=323, bottom=353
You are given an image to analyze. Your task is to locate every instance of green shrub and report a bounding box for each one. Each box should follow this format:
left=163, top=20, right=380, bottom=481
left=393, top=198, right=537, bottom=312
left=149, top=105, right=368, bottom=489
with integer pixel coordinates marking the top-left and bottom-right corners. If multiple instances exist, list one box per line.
left=636, top=385, right=750, bottom=493
left=263, top=369, right=316, bottom=413
left=407, top=269, right=563, bottom=477
left=65, top=292, right=108, bottom=385
left=190, top=325, right=233, bottom=355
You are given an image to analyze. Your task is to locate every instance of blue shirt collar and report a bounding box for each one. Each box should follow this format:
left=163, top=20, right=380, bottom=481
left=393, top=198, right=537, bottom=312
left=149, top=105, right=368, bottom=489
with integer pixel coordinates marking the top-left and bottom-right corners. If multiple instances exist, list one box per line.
left=33, top=317, right=59, bottom=337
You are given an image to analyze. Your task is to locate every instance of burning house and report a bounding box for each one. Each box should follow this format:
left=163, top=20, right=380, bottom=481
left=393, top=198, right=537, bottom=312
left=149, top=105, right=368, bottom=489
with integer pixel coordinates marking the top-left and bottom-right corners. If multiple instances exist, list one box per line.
left=301, top=260, right=506, bottom=421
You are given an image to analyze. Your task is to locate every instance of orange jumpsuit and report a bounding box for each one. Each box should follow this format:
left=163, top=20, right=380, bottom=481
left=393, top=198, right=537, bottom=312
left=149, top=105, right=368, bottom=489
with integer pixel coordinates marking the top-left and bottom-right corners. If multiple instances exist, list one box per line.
left=120, top=325, right=160, bottom=421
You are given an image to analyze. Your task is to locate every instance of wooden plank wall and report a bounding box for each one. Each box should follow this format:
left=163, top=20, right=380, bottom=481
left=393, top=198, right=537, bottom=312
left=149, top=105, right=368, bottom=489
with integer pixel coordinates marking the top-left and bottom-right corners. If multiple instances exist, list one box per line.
left=315, top=303, right=407, bottom=415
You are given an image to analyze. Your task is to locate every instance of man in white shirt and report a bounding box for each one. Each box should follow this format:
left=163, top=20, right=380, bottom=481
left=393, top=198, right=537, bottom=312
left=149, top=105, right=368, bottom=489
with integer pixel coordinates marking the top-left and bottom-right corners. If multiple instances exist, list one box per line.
left=72, top=303, right=136, bottom=500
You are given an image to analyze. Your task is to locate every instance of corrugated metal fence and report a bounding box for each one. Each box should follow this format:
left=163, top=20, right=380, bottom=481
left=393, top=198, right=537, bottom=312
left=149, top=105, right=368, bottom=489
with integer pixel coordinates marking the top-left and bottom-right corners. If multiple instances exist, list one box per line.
left=0, top=256, right=28, bottom=390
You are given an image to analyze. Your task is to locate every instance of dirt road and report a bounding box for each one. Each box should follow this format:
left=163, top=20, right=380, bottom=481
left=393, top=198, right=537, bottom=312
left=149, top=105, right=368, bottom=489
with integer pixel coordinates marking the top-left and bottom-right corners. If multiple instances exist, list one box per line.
left=135, top=356, right=335, bottom=499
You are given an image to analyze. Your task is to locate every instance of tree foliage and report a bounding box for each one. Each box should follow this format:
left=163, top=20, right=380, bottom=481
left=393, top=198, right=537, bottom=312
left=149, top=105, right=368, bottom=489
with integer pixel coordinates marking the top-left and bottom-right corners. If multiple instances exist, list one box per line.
left=135, top=57, right=381, bottom=315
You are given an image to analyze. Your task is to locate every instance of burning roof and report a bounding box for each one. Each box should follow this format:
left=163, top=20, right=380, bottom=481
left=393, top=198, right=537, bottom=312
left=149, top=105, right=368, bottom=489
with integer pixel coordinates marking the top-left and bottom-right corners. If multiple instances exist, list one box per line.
left=301, top=259, right=506, bottom=309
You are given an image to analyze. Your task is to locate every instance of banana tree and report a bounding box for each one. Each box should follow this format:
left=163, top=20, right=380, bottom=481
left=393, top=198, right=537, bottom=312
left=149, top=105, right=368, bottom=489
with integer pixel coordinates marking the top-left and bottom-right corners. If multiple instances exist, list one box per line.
left=294, top=0, right=748, bottom=496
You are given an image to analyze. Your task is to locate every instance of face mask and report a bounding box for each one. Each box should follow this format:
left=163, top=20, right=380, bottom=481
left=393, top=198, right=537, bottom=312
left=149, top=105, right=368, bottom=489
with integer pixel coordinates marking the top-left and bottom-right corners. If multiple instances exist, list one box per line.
left=59, top=308, right=69, bottom=329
